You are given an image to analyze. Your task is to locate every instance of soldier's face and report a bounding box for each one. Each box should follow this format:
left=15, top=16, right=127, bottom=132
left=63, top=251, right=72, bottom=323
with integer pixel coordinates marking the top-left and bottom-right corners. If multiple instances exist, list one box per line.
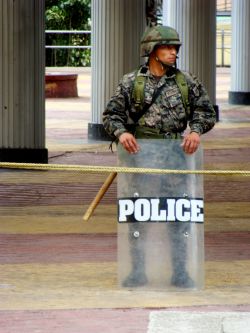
left=155, top=45, right=177, bottom=66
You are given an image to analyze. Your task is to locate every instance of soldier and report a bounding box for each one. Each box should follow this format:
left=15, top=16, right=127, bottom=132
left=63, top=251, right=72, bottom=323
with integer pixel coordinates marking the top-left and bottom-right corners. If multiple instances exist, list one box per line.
left=103, top=26, right=216, bottom=288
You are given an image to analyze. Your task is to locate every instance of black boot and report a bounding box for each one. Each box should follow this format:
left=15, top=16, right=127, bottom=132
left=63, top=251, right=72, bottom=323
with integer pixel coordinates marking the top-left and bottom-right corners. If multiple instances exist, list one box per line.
left=171, top=270, right=194, bottom=288
left=168, top=223, right=194, bottom=288
left=122, top=226, right=148, bottom=288
left=122, top=268, right=148, bottom=287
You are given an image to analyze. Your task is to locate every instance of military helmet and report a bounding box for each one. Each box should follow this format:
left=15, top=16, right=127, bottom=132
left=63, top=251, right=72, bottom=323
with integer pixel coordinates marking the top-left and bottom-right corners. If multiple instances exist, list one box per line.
left=140, top=25, right=182, bottom=57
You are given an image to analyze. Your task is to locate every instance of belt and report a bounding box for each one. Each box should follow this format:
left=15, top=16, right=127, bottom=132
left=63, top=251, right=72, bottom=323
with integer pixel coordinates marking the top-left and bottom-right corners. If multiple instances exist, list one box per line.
left=134, top=126, right=183, bottom=139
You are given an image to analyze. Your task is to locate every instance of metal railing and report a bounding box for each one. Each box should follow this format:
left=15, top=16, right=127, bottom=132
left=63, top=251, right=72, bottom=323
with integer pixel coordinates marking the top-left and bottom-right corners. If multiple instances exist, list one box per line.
left=216, top=29, right=231, bottom=67
left=45, top=29, right=231, bottom=67
left=45, top=30, right=91, bottom=50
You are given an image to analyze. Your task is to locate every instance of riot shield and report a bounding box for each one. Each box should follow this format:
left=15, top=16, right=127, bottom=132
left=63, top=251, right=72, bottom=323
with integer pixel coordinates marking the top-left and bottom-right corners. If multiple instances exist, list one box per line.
left=117, top=139, right=204, bottom=290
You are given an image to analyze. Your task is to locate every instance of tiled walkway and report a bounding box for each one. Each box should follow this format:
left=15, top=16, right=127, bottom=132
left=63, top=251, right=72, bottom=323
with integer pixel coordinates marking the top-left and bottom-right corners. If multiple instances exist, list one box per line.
left=0, top=67, right=249, bottom=332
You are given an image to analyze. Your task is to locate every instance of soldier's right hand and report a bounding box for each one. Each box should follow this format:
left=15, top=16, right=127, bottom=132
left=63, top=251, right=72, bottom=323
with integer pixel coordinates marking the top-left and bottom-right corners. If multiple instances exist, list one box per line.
left=119, top=132, right=140, bottom=154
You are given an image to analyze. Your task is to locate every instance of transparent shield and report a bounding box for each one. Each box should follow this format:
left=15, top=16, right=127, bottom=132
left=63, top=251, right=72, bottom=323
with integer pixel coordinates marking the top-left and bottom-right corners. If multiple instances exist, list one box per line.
left=117, top=139, right=204, bottom=290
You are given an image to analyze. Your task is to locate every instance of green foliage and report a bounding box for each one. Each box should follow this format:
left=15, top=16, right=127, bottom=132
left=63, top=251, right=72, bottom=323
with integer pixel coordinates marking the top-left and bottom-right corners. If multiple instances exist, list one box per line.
left=45, top=0, right=91, bottom=67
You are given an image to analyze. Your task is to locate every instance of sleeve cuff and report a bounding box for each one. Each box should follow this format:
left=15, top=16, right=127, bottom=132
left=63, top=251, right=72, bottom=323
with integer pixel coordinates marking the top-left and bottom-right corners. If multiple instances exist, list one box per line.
left=190, top=130, right=201, bottom=136
left=190, top=125, right=203, bottom=136
left=114, top=128, right=127, bottom=138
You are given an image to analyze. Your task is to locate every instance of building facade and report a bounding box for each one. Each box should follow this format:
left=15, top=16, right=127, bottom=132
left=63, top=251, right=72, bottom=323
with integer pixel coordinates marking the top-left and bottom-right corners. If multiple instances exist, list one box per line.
left=0, top=0, right=249, bottom=161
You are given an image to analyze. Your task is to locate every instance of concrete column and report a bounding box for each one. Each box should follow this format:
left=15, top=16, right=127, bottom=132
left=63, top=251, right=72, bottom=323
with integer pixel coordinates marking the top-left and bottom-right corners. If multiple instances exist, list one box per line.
left=89, top=0, right=146, bottom=140
left=163, top=0, right=216, bottom=105
left=0, top=0, right=47, bottom=163
left=229, top=0, right=250, bottom=104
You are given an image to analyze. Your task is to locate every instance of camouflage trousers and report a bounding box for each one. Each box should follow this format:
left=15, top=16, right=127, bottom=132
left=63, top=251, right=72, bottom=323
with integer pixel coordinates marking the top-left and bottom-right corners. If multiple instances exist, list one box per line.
left=118, top=138, right=192, bottom=278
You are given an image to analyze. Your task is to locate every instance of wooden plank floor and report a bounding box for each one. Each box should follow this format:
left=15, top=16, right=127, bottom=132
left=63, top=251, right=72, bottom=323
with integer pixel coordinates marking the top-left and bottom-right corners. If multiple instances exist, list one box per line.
left=0, top=68, right=250, bottom=332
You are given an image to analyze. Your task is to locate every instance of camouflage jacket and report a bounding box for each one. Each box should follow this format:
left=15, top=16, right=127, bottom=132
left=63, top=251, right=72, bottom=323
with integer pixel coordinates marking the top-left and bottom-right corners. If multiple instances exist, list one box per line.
left=103, top=65, right=216, bottom=138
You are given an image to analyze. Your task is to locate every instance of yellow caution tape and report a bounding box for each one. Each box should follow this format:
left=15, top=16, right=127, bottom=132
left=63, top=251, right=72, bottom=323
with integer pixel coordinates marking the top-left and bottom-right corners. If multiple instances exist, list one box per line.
left=0, top=162, right=250, bottom=176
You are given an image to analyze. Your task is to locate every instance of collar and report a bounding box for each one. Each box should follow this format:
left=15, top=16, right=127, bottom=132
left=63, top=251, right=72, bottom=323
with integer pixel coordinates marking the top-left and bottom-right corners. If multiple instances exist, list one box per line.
left=137, top=64, right=177, bottom=79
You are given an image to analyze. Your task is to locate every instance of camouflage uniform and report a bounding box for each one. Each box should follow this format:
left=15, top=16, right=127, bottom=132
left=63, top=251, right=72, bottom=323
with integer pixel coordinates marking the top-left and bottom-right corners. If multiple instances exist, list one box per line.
left=103, top=65, right=216, bottom=138
left=103, top=65, right=215, bottom=288
left=103, top=25, right=215, bottom=288
left=118, top=139, right=193, bottom=288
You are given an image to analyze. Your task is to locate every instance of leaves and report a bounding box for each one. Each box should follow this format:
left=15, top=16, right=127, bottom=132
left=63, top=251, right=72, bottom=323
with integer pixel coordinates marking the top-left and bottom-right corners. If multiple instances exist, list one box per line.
left=45, top=0, right=91, bottom=67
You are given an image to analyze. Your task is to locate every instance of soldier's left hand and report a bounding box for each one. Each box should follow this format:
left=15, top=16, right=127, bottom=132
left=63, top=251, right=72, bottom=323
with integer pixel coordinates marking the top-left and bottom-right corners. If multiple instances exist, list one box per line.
left=181, top=132, right=200, bottom=154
